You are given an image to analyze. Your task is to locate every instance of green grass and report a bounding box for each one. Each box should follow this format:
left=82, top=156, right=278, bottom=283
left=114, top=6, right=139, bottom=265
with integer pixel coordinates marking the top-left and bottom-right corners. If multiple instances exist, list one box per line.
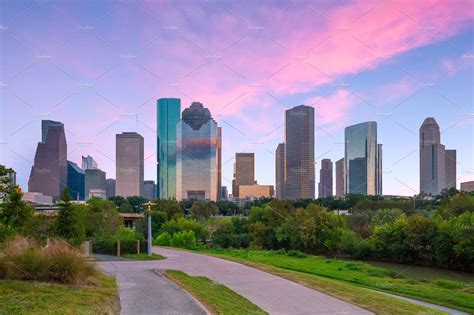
left=197, top=248, right=474, bottom=314
left=165, top=270, right=267, bottom=315
left=0, top=274, right=119, bottom=314
left=122, top=253, right=165, bottom=261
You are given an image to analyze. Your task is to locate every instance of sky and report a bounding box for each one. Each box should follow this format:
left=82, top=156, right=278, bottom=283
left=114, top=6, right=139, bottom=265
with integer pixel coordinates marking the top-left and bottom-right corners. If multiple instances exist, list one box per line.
left=1, top=0, right=473, bottom=197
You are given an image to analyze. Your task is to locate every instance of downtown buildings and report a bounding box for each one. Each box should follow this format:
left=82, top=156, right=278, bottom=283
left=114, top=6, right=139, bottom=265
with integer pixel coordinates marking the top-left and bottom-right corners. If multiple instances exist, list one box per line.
left=277, top=105, right=315, bottom=200
left=335, top=158, right=345, bottom=197
left=419, top=117, right=456, bottom=195
left=116, top=132, right=144, bottom=198
left=232, top=152, right=274, bottom=200
left=318, top=159, right=333, bottom=198
left=344, top=121, right=382, bottom=196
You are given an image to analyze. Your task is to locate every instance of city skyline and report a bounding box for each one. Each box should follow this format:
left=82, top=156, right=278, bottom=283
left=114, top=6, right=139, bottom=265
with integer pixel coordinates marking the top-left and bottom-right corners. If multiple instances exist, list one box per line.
left=1, top=1, right=473, bottom=197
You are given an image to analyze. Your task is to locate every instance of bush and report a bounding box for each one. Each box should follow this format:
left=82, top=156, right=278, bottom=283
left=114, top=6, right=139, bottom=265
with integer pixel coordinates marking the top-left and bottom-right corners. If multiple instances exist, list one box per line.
left=154, top=232, right=171, bottom=246
left=287, top=250, right=308, bottom=258
left=171, top=231, right=196, bottom=248
left=0, top=236, right=96, bottom=284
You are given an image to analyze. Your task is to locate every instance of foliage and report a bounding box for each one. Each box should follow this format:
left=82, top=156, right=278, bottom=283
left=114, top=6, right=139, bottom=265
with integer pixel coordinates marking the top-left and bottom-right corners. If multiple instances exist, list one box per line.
left=0, top=236, right=96, bottom=284
left=159, top=217, right=208, bottom=243
left=108, top=195, right=148, bottom=213
left=153, top=198, right=183, bottom=220
left=170, top=230, right=196, bottom=248
left=55, top=188, right=84, bottom=246
left=154, top=232, right=172, bottom=246
left=80, top=198, right=122, bottom=238
left=189, top=200, right=218, bottom=220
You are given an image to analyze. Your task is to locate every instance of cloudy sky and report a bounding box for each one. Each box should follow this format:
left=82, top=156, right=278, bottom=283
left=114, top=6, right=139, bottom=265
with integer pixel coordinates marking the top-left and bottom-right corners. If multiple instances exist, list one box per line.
left=1, top=0, right=473, bottom=196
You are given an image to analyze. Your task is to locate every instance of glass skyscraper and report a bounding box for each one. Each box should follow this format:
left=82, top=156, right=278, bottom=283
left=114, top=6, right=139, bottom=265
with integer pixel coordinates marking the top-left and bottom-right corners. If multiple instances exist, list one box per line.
left=67, top=161, right=85, bottom=200
left=157, top=98, right=181, bottom=199
left=344, top=121, right=382, bottom=196
left=176, top=102, right=220, bottom=201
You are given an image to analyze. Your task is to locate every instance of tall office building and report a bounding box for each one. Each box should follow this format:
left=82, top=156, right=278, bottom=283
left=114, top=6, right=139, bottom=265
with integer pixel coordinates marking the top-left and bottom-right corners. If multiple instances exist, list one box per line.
left=275, top=143, right=285, bottom=199
left=233, top=153, right=255, bottom=197
left=176, top=102, right=220, bottom=201
left=143, top=180, right=156, bottom=201
left=85, top=168, right=106, bottom=200
left=82, top=155, right=98, bottom=170
left=105, top=178, right=116, bottom=199
left=217, top=127, right=222, bottom=200
left=318, top=159, right=333, bottom=198
left=28, top=120, right=67, bottom=200
left=116, top=132, right=144, bottom=197
left=67, top=161, right=85, bottom=200
left=335, top=158, right=345, bottom=197
left=344, top=121, right=382, bottom=196
left=377, top=144, right=383, bottom=195
left=157, top=98, right=181, bottom=199
left=284, top=105, right=315, bottom=200
left=445, top=149, right=456, bottom=190
left=419, top=118, right=456, bottom=195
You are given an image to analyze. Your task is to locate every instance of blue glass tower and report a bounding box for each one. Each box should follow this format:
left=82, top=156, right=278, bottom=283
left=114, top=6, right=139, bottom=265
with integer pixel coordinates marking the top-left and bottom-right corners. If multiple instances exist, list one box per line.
left=67, top=161, right=85, bottom=200
left=157, top=98, right=181, bottom=199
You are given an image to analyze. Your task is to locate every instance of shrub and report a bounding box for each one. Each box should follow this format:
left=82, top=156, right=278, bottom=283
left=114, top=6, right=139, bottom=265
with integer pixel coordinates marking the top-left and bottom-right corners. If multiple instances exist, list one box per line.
left=287, top=250, right=308, bottom=258
left=432, top=279, right=463, bottom=289
left=0, top=236, right=96, bottom=284
left=171, top=231, right=196, bottom=248
left=154, top=232, right=171, bottom=246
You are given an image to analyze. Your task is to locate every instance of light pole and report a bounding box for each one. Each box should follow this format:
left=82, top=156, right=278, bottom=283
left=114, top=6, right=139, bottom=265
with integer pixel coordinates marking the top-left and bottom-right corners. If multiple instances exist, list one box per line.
left=143, top=201, right=155, bottom=257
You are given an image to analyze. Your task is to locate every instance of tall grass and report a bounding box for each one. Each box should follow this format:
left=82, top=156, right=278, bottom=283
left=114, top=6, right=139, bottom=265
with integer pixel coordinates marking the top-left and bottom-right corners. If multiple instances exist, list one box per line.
left=0, top=236, right=96, bottom=284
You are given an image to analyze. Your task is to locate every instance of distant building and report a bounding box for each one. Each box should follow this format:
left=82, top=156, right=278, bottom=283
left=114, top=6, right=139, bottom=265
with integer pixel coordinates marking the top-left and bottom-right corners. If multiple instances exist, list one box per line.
left=217, top=127, right=222, bottom=200
left=335, top=158, right=344, bottom=197
left=116, top=132, right=144, bottom=197
left=89, top=189, right=106, bottom=200
left=105, top=178, right=116, bottom=199
left=460, top=181, right=474, bottom=192
left=85, top=169, right=106, bottom=200
left=221, top=186, right=228, bottom=200
left=275, top=143, right=285, bottom=199
left=284, top=105, right=315, bottom=199
left=143, top=180, right=156, bottom=201
left=67, top=161, right=85, bottom=200
left=23, top=192, right=53, bottom=205
left=176, top=102, right=220, bottom=201
left=238, top=184, right=274, bottom=199
left=82, top=155, right=98, bottom=170
left=318, top=159, right=333, bottom=198
left=233, top=153, right=255, bottom=197
left=377, top=144, right=383, bottom=196
left=157, top=98, right=181, bottom=199
left=28, top=120, right=67, bottom=201
left=419, top=118, right=456, bottom=195
left=344, top=121, right=382, bottom=195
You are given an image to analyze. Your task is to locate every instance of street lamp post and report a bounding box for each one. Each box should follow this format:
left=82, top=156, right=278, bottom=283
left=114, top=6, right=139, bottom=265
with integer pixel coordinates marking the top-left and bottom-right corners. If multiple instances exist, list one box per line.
left=143, top=201, right=156, bottom=257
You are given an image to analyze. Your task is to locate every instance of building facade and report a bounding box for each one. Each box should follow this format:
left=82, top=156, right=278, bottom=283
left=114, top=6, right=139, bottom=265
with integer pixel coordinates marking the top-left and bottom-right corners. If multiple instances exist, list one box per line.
left=445, top=149, right=456, bottom=190
left=67, top=161, right=85, bottom=200
left=176, top=102, right=220, bottom=201
left=233, top=153, right=255, bottom=197
left=82, top=155, right=98, bottom=170
left=157, top=98, right=181, bottom=199
left=105, top=178, right=116, bottom=199
left=275, top=143, right=285, bottom=199
left=344, top=121, right=382, bottom=196
left=335, top=158, right=345, bottom=197
left=85, top=169, right=106, bottom=200
left=143, top=180, right=156, bottom=201
left=238, top=184, right=274, bottom=199
left=116, top=132, right=144, bottom=197
left=460, top=181, right=474, bottom=192
left=28, top=120, right=67, bottom=201
left=284, top=105, right=315, bottom=200
left=318, top=159, right=333, bottom=198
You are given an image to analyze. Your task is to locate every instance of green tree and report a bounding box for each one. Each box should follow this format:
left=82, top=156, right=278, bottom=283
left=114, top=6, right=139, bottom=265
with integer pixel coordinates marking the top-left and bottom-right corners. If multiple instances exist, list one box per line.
left=190, top=200, right=217, bottom=220
left=154, top=198, right=182, bottom=220
left=55, top=188, right=84, bottom=245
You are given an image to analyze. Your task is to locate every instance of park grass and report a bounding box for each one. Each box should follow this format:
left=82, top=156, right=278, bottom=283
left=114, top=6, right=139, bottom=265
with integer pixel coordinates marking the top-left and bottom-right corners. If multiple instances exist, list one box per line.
left=0, top=274, right=119, bottom=314
left=197, top=248, right=473, bottom=314
left=164, top=270, right=267, bottom=315
left=122, top=253, right=165, bottom=261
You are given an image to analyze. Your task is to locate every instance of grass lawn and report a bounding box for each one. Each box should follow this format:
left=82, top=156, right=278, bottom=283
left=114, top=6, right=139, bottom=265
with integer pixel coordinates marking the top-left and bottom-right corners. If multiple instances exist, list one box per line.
left=165, top=270, right=267, bottom=315
left=198, top=248, right=474, bottom=314
left=0, top=274, right=119, bottom=314
left=122, top=253, right=165, bottom=260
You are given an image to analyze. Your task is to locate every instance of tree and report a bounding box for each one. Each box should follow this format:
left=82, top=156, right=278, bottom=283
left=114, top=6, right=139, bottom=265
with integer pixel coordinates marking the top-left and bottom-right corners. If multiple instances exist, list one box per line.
left=154, top=198, right=182, bottom=220
left=81, top=198, right=122, bottom=238
left=189, top=200, right=217, bottom=220
left=55, top=188, right=84, bottom=245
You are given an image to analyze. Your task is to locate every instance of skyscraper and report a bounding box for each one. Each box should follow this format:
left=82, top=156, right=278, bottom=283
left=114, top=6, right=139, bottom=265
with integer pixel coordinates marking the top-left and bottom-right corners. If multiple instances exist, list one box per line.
left=105, top=178, right=116, bottom=199
left=275, top=143, right=285, bottom=199
left=318, top=159, right=333, bottom=198
left=143, top=180, right=156, bottom=201
left=176, top=102, right=220, bottom=201
left=67, top=161, right=85, bottom=200
left=419, top=117, right=456, bottom=195
left=28, top=120, right=67, bottom=200
left=157, top=98, right=181, bottom=199
left=284, top=105, right=315, bottom=200
left=445, top=149, right=456, bottom=190
left=377, top=144, right=383, bottom=196
left=217, top=127, right=222, bottom=200
left=85, top=168, right=106, bottom=200
left=344, top=121, right=382, bottom=196
left=82, top=155, right=98, bottom=170
left=116, top=132, right=144, bottom=197
left=335, top=158, right=345, bottom=197
left=233, top=153, right=255, bottom=197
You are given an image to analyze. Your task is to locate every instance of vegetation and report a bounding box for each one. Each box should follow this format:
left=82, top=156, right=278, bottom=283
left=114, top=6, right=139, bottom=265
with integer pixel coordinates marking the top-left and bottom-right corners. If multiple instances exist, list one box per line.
left=165, top=270, right=267, bottom=315
left=0, top=236, right=96, bottom=285
left=55, top=188, right=84, bottom=246
left=0, top=274, right=119, bottom=314
left=122, top=253, right=165, bottom=261
left=198, top=248, right=474, bottom=313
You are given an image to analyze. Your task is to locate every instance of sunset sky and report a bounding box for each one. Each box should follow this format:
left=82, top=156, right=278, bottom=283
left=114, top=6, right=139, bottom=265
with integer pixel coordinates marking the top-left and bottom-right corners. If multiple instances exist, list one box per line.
left=1, top=0, right=473, bottom=196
